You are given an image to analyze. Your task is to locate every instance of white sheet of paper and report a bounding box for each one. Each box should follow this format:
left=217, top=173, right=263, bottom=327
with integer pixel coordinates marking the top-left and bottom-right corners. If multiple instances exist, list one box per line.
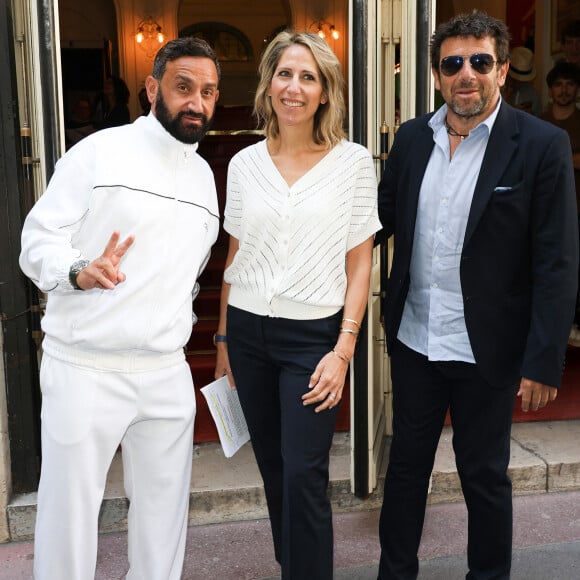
left=200, top=376, right=250, bottom=457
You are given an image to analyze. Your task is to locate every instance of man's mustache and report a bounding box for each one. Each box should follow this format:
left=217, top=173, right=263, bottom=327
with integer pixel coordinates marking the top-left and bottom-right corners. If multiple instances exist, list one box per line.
left=457, top=81, right=478, bottom=89
left=178, top=110, right=207, bottom=123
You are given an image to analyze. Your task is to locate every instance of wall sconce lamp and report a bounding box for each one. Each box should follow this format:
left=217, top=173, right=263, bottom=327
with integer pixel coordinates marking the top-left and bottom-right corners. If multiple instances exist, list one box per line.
left=312, top=21, right=340, bottom=41
left=135, top=17, right=165, bottom=58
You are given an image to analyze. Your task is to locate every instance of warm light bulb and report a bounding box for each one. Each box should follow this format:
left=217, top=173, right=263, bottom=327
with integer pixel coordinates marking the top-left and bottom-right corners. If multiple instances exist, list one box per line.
left=157, top=32, right=164, bottom=43
left=331, top=26, right=339, bottom=40
left=136, top=31, right=144, bottom=43
left=318, top=27, right=325, bottom=39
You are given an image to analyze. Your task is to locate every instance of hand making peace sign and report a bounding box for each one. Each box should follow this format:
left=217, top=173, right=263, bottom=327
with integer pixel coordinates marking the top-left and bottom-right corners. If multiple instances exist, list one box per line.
left=75, top=231, right=135, bottom=290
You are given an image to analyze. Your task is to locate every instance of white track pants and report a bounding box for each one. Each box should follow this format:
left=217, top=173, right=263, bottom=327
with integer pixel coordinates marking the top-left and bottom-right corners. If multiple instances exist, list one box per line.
left=33, top=352, right=196, bottom=580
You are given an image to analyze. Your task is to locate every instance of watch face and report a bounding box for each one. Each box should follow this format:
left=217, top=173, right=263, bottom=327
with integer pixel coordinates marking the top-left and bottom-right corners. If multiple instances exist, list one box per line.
left=71, top=259, right=90, bottom=273
left=69, top=259, right=90, bottom=289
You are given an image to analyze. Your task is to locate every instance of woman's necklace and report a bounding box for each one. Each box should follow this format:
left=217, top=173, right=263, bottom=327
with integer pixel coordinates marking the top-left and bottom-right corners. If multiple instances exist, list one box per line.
left=444, top=118, right=469, bottom=141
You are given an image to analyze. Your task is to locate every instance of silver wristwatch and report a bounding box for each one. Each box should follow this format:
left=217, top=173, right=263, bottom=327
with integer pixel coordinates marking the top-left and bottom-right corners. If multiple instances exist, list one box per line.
left=69, top=259, right=90, bottom=290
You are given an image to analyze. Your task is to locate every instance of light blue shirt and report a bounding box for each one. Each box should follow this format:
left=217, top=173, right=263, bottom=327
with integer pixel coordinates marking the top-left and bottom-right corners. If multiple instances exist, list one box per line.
left=397, top=100, right=501, bottom=362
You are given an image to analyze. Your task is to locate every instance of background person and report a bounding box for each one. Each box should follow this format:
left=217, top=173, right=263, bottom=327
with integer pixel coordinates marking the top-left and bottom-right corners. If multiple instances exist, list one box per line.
left=19, top=37, right=221, bottom=580
left=502, top=45, right=542, bottom=115
left=377, top=11, right=578, bottom=579
left=65, top=95, right=95, bottom=148
left=541, top=61, right=580, bottom=344
left=561, top=19, right=580, bottom=65
left=214, top=31, right=381, bottom=580
left=94, top=74, right=131, bottom=129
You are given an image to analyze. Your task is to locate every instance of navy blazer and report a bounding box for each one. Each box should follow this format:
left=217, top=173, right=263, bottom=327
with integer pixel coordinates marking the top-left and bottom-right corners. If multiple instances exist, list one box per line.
left=378, top=102, right=579, bottom=389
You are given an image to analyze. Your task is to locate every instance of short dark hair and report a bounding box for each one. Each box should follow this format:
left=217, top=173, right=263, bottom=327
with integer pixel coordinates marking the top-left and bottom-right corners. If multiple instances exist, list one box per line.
left=562, top=19, right=580, bottom=43
left=430, top=10, right=511, bottom=71
left=152, top=37, right=221, bottom=81
left=546, top=61, right=580, bottom=87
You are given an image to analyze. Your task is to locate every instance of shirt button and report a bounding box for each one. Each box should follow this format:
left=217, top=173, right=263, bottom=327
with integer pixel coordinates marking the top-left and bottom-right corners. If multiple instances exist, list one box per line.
left=438, top=227, right=444, bottom=233
left=431, top=282, right=438, bottom=289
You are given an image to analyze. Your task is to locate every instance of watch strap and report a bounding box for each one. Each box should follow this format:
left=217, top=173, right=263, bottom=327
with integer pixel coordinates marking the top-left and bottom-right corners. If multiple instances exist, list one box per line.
left=69, top=259, right=90, bottom=290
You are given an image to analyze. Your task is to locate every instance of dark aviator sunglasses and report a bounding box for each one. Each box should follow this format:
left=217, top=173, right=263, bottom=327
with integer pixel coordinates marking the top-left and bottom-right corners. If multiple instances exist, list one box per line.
left=439, top=53, right=497, bottom=77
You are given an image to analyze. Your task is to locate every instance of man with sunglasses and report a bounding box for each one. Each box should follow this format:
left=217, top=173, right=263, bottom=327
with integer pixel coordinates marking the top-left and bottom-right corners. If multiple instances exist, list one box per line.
left=377, top=11, right=578, bottom=580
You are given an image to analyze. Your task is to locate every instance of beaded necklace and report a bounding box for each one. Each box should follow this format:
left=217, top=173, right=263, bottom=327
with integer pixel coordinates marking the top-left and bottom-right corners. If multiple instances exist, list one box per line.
left=444, top=118, right=469, bottom=140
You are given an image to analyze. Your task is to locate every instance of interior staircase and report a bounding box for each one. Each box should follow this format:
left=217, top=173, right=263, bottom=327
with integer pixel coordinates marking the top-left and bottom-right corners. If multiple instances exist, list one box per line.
left=186, top=243, right=227, bottom=443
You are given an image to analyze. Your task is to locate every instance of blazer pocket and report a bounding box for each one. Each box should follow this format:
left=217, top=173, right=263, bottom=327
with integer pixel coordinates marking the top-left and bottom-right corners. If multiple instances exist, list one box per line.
left=493, top=180, right=524, bottom=193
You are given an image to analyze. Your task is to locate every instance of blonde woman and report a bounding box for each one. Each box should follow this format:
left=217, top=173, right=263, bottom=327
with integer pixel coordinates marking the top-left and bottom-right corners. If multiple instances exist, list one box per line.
left=214, top=31, right=381, bottom=579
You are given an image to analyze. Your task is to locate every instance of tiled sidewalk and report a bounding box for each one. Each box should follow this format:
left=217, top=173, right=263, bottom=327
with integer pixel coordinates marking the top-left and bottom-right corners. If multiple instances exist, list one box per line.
left=5, top=421, right=580, bottom=544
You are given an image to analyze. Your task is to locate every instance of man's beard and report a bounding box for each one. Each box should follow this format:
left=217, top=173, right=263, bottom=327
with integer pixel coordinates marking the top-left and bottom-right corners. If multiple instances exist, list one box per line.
left=447, top=81, right=492, bottom=119
left=155, top=90, right=213, bottom=144
left=554, top=93, right=577, bottom=107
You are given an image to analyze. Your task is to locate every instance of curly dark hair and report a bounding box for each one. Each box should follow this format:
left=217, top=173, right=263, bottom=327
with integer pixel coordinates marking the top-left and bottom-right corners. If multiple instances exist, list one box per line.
left=546, top=61, right=580, bottom=87
left=430, top=10, right=511, bottom=72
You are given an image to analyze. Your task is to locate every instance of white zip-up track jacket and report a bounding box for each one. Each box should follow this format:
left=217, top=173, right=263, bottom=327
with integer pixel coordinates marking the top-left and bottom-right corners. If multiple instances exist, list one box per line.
left=20, top=114, right=219, bottom=357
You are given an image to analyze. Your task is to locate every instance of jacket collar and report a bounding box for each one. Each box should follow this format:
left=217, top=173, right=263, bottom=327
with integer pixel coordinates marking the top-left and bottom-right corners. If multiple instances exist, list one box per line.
left=140, top=112, right=200, bottom=156
left=464, top=101, right=519, bottom=244
left=402, top=103, right=520, bottom=246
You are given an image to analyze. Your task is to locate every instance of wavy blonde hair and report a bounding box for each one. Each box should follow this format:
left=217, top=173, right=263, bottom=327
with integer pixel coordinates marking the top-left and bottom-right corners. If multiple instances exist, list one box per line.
left=254, top=31, right=345, bottom=147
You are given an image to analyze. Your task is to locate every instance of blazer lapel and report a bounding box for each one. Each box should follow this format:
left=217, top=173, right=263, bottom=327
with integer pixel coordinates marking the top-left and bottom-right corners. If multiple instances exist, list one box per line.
left=405, top=122, right=436, bottom=235
left=464, top=103, right=519, bottom=244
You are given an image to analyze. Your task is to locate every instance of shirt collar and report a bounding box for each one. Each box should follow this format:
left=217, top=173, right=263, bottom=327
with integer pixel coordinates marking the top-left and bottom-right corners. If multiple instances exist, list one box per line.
left=429, top=96, right=502, bottom=138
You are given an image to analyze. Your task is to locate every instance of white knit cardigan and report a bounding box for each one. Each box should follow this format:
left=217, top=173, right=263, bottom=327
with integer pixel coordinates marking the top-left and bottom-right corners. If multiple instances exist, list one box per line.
left=224, top=139, right=382, bottom=320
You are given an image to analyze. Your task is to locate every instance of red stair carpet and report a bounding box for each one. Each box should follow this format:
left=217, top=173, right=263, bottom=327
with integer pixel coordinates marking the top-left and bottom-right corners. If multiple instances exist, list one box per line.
left=511, top=345, right=580, bottom=423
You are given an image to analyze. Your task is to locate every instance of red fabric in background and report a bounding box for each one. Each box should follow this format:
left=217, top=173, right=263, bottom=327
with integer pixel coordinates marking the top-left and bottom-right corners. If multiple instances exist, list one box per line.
left=444, top=346, right=580, bottom=426
left=506, top=0, right=537, bottom=49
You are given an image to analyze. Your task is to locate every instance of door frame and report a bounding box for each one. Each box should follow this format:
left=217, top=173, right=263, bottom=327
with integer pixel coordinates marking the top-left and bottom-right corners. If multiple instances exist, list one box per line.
left=349, top=0, right=436, bottom=497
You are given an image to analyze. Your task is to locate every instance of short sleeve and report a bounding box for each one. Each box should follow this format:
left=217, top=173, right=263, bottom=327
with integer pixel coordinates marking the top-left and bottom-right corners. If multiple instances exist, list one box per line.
left=346, top=146, right=382, bottom=251
left=224, top=155, right=243, bottom=239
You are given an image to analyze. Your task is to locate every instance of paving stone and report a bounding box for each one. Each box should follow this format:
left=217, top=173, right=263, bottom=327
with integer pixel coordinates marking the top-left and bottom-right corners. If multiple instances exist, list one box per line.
left=6, top=422, right=580, bottom=543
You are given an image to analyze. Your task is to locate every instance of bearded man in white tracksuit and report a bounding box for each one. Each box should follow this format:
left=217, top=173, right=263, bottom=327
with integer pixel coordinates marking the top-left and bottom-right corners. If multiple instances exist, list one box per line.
left=19, top=37, right=221, bottom=580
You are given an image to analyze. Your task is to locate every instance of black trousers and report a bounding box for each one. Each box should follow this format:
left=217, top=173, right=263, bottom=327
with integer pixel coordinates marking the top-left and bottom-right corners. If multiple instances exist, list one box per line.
left=227, top=305, right=341, bottom=580
left=378, top=340, right=516, bottom=580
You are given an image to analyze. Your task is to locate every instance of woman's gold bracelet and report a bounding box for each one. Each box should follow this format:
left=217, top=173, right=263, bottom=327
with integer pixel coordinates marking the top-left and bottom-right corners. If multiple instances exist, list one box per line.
left=332, top=348, right=350, bottom=362
left=342, top=317, right=361, bottom=329
left=339, top=328, right=359, bottom=336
